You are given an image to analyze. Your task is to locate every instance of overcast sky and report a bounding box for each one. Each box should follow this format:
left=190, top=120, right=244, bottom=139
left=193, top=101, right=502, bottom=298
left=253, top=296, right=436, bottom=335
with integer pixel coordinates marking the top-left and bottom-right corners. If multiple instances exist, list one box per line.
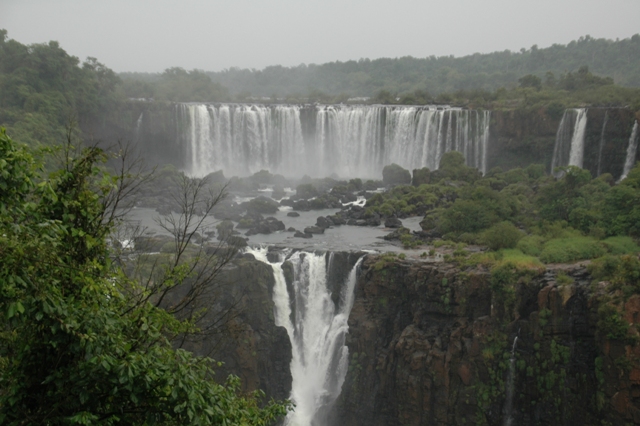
left=3, top=0, right=639, bottom=73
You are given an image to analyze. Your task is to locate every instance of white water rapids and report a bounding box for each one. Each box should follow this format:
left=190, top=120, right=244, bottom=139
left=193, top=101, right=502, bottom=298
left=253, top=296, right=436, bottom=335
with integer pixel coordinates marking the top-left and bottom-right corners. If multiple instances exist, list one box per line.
left=246, top=247, right=363, bottom=426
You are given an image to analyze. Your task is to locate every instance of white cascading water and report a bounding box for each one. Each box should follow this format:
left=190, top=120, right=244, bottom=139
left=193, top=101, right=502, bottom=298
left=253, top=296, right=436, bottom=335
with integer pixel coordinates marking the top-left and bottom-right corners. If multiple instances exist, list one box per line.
left=503, top=335, right=519, bottom=426
left=174, top=104, right=491, bottom=178
left=246, top=247, right=364, bottom=426
left=134, top=112, right=144, bottom=141
left=597, top=110, right=609, bottom=176
left=551, top=108, right=588, bottom=173
left=619, top=121, right=639, bottom=181
left=568, top=108, right=588, bottom=168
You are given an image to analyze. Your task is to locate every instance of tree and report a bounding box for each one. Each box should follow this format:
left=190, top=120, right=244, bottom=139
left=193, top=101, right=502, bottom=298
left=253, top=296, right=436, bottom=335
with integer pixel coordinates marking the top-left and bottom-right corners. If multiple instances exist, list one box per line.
left=0, top=128, right=289, bottom=425
left=602, top=163, right=640, bottom=237
left=518, top=74, right=542, bottom=90
left=382, top=163, right=411, bottom=185
left=434, top=151, right=482, bottom=183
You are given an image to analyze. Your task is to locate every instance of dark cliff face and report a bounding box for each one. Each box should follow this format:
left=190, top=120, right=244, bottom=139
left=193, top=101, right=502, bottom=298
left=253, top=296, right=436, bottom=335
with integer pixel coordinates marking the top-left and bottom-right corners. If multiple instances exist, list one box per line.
left=335, top=256, right=640, bottom=426
left=487, top=108, right=560, bottom=172
left=88, top=102, right=638, bottom=180
left=160, top=252, right=640, bottom=425
left=82, top=101, right=185, bottom=170
left=176, top=258, right=292, bottom=401
left=488, top=108, right=637, bottom=178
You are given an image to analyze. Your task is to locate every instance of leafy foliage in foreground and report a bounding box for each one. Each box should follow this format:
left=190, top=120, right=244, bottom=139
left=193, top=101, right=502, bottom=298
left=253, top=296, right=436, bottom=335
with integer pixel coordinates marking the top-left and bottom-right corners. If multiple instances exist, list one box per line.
left=0, top=129, right=289, bottom=425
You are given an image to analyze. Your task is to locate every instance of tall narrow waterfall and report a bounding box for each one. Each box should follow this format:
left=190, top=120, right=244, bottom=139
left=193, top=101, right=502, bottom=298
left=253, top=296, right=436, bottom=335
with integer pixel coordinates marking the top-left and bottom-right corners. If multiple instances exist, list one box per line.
left=597, top=110, right=609, bottom=176
left=620, top=121, right=639, bottom=181
left=247, top=247, right=364, bottom=426
left=134, top=112, right=144, bottom=142
left=173, top=104, right=490, bottom=178
left=551, top=108, right=588, bottom=173
left=503, top=334, right=519, bottom=426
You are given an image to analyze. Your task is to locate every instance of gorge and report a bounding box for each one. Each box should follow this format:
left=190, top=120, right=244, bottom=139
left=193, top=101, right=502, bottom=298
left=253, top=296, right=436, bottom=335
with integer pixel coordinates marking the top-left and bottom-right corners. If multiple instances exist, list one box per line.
left=3, top=24, right=640, bottom=426
left=108, top=102, right=640, bottom=425
left=201, top=250, right=640, bottom=426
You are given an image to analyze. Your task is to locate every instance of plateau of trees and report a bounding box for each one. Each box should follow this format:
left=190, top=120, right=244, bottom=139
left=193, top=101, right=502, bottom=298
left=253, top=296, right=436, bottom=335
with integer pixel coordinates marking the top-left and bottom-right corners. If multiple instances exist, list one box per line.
left=0, top=128, right=290, bottom=424
left=363, top=151, right=640, bottom=263
left=195, top=34, right=640, bottom=99
left=120, top=67, right=229, bottom=102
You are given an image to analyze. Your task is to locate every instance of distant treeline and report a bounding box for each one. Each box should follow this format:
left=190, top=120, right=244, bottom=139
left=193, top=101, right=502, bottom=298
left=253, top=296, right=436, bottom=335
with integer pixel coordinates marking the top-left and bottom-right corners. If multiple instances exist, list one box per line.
left=121, top=34, right=640, bottom=99
left=0, top=30, right=229, bottom=145
left=1, top=28, right=640, bottom=149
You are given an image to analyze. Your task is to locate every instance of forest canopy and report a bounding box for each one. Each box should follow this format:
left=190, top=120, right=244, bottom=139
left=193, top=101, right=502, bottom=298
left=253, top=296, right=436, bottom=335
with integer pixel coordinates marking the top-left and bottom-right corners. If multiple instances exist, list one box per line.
left=120, top=34, right=640, bottom=99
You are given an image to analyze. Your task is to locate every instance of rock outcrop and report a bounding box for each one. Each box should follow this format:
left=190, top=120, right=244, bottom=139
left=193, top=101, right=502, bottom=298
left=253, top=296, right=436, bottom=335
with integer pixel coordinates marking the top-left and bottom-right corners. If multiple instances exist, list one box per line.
left=335, top=257, right=640, bottom=426
left=163, top=250, right=640, bottom=425
left=177, top=257, right=292, bottom=401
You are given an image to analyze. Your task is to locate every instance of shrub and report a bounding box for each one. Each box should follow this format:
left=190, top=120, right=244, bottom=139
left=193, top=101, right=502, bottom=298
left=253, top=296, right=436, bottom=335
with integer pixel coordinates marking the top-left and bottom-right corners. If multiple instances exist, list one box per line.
left=539, top=237, right=606, bottom=263
left=433, top=240, right=459, bottom=248
left=481, top=221, right=523, bottom=250
left=216, top=220, right=235, bottom=240
left=378, top=202, right=396, bottom=217
left=296, top=183, right=318, bottom=199
left=597, top=304, right=630, bottom=341
left=601, top=236, right=640, bottom=255
left=588, top=254, right=640, bottom=297
left=516, top=235, right=546, bottom=256
left=437, top=199, right=498, bottom=235
left=497, top=249, right=544, bottom=270
left=246, top=196, right=279, bottom=214
left=412, top=167, right=430, bottom=186
left=382, top=163, right=411, bottom=185
left=435, top=151, right=481, bottom=183
left=400, top=233, right=420, bottom=249
left=556, top=272, right=574, bottom=285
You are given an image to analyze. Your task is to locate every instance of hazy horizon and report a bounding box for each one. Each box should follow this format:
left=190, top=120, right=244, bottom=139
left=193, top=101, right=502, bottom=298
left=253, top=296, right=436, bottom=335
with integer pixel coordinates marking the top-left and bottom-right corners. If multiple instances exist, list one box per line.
left=3, top=0, right=640, bottom=73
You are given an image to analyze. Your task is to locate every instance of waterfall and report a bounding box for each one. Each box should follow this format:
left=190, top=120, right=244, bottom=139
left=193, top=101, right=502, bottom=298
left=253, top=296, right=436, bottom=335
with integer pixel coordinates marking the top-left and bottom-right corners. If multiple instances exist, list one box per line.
left=134, top=112, right=144, bottom=141
left=568, top=109, right=588, bottom=168
left=171, top=104, right=490, bottom=178
left=480, top=110, right=491, bottom=175
left=620, top=121, right=639, bottom=181
left=597, top=111, right=608, bottom=176
left=551, top=108, right=588, bottom=174
left=503, top=334, right=519, bottom=426
left=247, top=247, right=364, bottom=426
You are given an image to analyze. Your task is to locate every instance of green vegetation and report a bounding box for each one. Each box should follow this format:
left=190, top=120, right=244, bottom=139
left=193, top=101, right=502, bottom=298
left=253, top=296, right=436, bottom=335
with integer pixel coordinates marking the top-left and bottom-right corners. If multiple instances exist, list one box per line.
left=539, top=237, right=606, bottom=263
left=163, top=34, right=640, bottom=101
left=0, top=30, right=232, bottom=149
left=0, top=129, right=289, bottom=424
left=382, top=163, right=411, bottom=185
left=123, top=67, right=229, bottom=102
left=0, top=30, right=121, bottom=147
left=481, top=221, right=523, bottom=251
left=118, top=34, right=640, bottom=111
left=368, top=148, right=640, bottom=268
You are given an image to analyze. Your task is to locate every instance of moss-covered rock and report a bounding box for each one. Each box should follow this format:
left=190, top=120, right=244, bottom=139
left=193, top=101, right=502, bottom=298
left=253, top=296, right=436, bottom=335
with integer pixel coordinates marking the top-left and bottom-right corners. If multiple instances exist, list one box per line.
left=382, top=163, right=411, bottom=186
